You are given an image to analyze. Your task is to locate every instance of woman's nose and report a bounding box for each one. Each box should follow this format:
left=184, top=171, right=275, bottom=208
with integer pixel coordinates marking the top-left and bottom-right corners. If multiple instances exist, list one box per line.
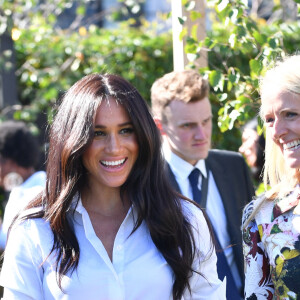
left=106, top=134, right=121, bottom=154
left=272, top=119, right=287, bottom=141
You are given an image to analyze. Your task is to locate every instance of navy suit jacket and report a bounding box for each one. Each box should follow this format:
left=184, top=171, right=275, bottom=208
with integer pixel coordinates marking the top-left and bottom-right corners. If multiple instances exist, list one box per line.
left=166, top=149, right=255, bottom=289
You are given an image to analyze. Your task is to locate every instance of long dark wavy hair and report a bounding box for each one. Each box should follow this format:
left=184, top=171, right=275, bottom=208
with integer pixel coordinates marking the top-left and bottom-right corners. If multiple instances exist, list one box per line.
left=21, top=74, right=212, bottom=299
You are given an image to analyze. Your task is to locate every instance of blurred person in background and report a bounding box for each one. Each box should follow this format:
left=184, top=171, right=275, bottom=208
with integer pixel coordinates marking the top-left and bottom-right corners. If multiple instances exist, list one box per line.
left=0, top=120, right=46, bottom=249
left=239, top=118, right=265, bottom=186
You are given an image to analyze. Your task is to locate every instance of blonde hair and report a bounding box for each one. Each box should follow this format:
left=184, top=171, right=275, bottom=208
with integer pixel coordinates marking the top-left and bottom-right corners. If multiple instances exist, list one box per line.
left=243, top=54, right=300, bottom=228
left=259, top=54, right=300, bottom=199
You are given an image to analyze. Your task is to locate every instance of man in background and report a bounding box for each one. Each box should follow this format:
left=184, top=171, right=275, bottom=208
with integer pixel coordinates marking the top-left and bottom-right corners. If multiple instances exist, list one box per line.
left=151, top=70, right=255, bottom=299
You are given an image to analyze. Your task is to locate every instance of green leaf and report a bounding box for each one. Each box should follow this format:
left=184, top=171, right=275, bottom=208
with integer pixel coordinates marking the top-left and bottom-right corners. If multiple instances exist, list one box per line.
left=185, top=1, right=196, bottom=11
left=228, top=110, right=240, bottom=130
left=209, top=70, right=224, bottom=92
left=179, top=27, right=188, bottom=41
left=190, top=11, right=202, bottom=22
left=218, top=114, right=230, bottom=133
left=218, top=93, right=228, bottom=102
left=191, top=24, right=198, bottom=40
left=249, top=59, right=262, bottom=76
left=236, top=25, right=247, bottom=38
left=237, top=95, right=252, bottom=106
left=178, top=17, right=185, bottom=25
left=76, top=5, right=86, bottom=16
left=228, top=8, right=238, bottom=23
left=217, top=0, right=229, bottom=12
left=268, top=38, right=277, bottom=49
left=203, top=37, right=216, bottom=49
left=253, top=31, right=267, bottom=45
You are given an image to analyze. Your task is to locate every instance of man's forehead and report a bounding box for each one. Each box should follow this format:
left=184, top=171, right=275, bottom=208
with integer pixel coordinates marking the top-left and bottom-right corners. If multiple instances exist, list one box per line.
left=165, top=98, right=211, bottom=116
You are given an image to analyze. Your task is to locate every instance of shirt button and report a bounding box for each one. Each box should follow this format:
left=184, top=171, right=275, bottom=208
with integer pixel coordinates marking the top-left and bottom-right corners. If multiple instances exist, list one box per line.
left=116, top=245, right=123, bottom=251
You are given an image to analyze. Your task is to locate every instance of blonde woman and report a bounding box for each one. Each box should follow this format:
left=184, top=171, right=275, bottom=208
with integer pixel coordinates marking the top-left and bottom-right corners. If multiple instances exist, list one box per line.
left=242, top=55, right=300, bottom=299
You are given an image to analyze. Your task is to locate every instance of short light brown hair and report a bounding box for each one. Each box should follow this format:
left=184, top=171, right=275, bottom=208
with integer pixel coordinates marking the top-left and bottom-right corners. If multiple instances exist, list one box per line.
left=151, top=70, right=209, bottom=122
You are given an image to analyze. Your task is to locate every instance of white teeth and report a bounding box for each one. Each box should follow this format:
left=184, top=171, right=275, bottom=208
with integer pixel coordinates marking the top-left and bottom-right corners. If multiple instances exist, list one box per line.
left=284, top=140, right=300, bottom=151
left=101, top=159, right=126, bottom=166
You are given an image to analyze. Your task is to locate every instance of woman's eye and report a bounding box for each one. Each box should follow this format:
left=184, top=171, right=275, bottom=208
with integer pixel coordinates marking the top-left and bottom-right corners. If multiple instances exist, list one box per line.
left=94, top=130, right=105, bottom=137
left=265, top=117, right=274, bottom=124
left=120, top=127, right=134, bottom=135
left=286, top=112, right=297, bottom=118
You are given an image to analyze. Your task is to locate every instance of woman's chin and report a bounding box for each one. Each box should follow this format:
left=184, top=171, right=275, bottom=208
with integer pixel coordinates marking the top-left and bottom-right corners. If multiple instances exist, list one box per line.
left=285, top=158, right=300, bottom=169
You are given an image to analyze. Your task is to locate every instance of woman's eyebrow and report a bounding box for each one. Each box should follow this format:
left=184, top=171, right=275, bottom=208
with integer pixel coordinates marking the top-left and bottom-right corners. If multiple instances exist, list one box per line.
left=94, top=121, right=133, bottom=128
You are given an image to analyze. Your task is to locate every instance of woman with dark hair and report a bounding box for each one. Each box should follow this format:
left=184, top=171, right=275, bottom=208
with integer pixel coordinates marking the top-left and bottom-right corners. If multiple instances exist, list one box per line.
left=0, top=74, right=225, bottom=299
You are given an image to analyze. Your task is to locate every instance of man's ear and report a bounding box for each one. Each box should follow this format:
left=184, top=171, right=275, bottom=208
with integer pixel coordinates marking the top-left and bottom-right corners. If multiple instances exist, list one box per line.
left=154, top=118, right=165, bottom=135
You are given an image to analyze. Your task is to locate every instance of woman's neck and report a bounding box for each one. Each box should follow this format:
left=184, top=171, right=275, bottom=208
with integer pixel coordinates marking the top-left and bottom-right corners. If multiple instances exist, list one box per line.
left=81, top=185, right=130, bottom=217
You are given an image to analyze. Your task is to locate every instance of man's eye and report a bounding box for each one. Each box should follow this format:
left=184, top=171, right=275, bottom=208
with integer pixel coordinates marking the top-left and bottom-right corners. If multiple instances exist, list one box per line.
left=181, top=123, right=191, bottom=128
left=202, top=118, right=211, bottom=125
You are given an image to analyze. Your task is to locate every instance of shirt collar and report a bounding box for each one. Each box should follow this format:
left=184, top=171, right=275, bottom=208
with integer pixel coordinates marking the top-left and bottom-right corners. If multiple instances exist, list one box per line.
left=73, top=193, right=135, bottom=220
left=163, top=143, right=207, bottom=180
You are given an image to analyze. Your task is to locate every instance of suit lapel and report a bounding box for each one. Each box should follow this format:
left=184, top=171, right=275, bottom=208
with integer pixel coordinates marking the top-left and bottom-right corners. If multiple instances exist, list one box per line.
left=165, top=162, right=182, bottom=194
left=206, top=154, right=235, bottom=229
left=206, top=152, right=245, bottom=282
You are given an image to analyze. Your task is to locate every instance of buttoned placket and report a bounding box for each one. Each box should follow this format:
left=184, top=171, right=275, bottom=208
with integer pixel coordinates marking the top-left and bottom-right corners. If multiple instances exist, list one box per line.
left=79, top=203, right=133, bottom=300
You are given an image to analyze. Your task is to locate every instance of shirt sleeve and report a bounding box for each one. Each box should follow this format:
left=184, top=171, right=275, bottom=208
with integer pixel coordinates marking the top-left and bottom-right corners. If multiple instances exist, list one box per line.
left=182, top=201, right=226, bottom=299
left=0, top=219, right=44, bottom=299
left=242, top=202, right=274, bottom=300
left=0, top=185, right=44, bottom=249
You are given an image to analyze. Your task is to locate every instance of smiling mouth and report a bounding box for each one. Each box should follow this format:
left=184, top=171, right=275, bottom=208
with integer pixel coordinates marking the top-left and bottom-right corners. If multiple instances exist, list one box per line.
left=100, top=158, right=126, bottom=168
left=283, top=140, right=300, bottom=151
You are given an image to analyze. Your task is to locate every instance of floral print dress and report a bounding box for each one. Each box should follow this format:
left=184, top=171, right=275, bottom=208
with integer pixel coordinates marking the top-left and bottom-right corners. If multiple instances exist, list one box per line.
left=242, top=189, right=300, bottom=300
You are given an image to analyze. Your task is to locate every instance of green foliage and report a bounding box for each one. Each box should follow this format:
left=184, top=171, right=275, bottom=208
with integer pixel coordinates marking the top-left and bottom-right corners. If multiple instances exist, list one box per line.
left=11, top=21, right=172, bottom=124
left=2, top=0, right=300, bottom=154
left=179, top=0, right=300, bottom=150
left=0, top=0, right=172, bottom=128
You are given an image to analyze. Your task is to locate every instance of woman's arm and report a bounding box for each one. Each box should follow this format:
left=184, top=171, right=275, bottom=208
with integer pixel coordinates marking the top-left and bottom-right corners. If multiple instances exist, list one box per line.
left=0, top=219, right=44, bottom=299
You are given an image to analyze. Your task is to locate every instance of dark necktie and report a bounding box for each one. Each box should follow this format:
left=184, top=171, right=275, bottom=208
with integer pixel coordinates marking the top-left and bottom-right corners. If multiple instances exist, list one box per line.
left=188, top=168, right=202, bottom=204
left=188, top=167, right=241, bottom=299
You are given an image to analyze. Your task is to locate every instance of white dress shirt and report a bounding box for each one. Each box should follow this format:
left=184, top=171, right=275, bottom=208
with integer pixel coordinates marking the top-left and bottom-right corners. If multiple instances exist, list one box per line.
left=0, top=171, right=46, bottom=249
left=0, top=196, right=226, bottom=300
left=163, top=146, right=242, bottom=291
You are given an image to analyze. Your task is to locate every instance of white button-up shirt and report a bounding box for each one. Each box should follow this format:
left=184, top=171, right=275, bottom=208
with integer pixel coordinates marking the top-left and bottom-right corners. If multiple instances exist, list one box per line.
left=0, top=197, right=226, bottom=299
left=0, top=171, right=46, bottom=249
